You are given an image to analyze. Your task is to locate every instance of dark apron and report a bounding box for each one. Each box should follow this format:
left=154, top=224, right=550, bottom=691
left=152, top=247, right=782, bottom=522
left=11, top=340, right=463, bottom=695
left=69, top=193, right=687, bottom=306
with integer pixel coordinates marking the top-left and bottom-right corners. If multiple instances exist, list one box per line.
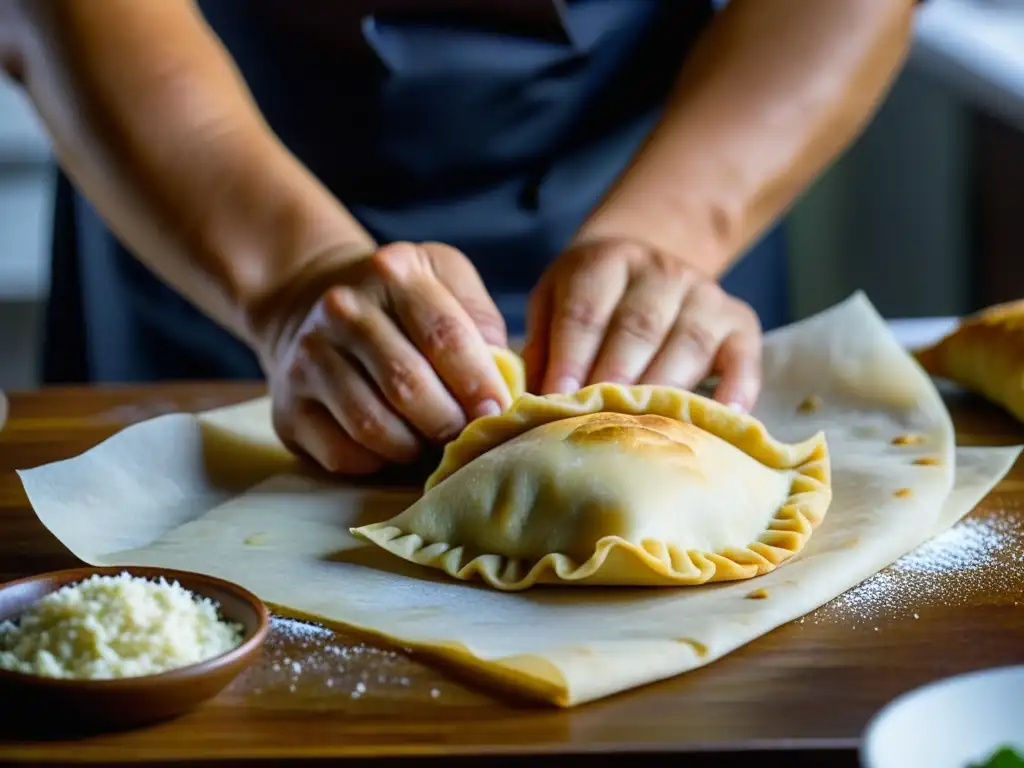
left=43, top=0, right=789, bottom=384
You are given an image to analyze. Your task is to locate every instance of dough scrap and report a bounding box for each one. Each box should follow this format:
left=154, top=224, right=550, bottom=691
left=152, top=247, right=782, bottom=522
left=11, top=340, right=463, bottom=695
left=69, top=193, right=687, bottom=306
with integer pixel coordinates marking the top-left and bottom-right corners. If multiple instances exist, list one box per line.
left=914, top=299, right=1024, bottom=424
left=351, top=382, right=832, bottom=591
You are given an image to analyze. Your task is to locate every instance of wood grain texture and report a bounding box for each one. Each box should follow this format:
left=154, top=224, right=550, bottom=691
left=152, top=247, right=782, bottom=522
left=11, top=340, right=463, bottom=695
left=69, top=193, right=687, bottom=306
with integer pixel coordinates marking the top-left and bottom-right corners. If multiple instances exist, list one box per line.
left=0, top=383, right=1022, bottom=765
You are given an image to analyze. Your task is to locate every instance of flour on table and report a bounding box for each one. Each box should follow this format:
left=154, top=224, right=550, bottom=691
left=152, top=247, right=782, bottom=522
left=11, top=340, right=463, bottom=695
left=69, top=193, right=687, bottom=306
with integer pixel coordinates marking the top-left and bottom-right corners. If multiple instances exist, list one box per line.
left=805, top=512, right=1022, bottom=626
left=228, top=615, right=447, bottom=702
left=894, top=514, right=1019, bottom=575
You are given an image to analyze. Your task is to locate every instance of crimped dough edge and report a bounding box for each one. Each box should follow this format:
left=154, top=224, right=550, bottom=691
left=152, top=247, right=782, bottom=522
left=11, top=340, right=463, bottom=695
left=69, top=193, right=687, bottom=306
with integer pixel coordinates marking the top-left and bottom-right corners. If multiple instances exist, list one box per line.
left=352, top=382, right=832, bottom=591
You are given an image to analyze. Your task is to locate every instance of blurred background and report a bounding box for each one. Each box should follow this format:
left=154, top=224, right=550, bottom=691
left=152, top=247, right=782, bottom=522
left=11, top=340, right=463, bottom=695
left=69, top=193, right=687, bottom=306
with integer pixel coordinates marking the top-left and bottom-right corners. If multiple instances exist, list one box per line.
left=1, top=0, right=1022, bottom=390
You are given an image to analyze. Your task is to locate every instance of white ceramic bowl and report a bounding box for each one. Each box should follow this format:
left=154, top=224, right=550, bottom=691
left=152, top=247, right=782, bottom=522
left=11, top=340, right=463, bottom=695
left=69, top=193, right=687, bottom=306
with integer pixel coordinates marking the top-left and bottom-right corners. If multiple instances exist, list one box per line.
left=861, top=665, right=1024, bottom=768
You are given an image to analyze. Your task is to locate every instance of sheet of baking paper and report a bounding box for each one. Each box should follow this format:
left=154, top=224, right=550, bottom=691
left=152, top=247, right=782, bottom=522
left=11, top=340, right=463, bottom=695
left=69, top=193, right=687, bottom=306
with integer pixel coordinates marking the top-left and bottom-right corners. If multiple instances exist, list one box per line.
left=17, top=293, right=1022, bottom=706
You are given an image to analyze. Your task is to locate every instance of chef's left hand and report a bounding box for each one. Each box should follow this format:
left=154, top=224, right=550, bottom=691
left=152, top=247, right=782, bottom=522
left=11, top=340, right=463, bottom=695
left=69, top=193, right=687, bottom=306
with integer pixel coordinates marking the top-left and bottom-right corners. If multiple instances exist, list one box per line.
left=522, top=237, right=763, bottom=412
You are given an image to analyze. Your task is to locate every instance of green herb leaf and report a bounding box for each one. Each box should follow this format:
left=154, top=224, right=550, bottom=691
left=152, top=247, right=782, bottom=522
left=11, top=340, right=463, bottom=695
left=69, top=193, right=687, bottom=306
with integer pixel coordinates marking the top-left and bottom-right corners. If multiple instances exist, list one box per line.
left=970, top=746, right=1024, bottom=768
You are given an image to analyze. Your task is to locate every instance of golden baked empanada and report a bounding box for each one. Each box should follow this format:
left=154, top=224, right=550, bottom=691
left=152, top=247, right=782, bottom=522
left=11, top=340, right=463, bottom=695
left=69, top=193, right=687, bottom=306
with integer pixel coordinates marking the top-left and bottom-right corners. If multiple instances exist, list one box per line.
left=351, top=383, right=832, bottom=591
left=914, top=299, right=1024, bottom=424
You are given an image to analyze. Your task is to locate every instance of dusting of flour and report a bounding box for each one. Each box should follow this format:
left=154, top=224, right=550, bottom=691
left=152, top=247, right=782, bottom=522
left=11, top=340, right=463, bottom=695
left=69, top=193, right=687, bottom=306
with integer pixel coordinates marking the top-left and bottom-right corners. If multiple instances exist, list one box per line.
left=228, top=616, right=446, bottom=702
left=806, top=511, right=1023, bottom=626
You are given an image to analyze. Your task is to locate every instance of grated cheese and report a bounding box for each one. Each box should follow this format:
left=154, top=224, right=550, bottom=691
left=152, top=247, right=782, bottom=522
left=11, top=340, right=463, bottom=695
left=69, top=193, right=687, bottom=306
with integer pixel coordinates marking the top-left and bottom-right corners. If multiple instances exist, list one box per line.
left=0, top=572, right=244, bottom=680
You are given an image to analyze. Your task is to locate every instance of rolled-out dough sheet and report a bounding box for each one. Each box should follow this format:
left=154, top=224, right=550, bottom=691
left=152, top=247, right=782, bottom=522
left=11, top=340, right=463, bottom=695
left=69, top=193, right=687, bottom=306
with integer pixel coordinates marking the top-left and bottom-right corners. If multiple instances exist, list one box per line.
left=17, top=293, right=1022, bottom=706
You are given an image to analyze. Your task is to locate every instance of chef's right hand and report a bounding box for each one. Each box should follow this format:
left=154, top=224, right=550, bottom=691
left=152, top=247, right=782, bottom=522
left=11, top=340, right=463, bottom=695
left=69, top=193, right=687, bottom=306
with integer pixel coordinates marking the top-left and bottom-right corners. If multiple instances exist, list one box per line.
left=260, top=242, right=514, bottom=475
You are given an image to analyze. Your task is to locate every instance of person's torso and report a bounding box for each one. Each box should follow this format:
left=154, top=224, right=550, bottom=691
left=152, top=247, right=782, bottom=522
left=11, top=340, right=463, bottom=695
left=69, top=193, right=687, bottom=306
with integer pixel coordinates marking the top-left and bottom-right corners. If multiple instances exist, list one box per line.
left=57, top=0, right=797, bottom=385
left=196, top=0, right=711, bottom=294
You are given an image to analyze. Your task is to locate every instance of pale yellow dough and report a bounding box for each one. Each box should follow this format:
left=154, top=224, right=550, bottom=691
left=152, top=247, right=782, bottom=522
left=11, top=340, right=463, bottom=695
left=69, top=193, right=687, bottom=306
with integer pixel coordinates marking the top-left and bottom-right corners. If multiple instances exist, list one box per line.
left=351, top=382, right=832, bottom=591
left=490, top=346, right=526, bottom=402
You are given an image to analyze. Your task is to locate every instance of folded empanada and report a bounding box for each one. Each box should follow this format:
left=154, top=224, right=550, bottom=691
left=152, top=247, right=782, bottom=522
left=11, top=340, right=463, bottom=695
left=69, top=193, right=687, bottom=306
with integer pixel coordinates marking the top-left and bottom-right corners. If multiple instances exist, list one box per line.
left=914, top=299, right=1024, bottom=424
left=351, top=383, right=832, bottom=591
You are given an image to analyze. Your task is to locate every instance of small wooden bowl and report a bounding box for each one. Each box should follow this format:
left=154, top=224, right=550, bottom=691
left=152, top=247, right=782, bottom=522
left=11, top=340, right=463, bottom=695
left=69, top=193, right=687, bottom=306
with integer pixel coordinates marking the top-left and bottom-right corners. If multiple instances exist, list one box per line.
left=0, top=566, right=270, bottom=733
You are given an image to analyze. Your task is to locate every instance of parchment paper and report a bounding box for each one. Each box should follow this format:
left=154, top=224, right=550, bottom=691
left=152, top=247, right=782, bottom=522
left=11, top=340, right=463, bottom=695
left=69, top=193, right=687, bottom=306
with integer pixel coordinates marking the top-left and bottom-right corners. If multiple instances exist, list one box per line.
left=17, top=293, right=1022, bottom=706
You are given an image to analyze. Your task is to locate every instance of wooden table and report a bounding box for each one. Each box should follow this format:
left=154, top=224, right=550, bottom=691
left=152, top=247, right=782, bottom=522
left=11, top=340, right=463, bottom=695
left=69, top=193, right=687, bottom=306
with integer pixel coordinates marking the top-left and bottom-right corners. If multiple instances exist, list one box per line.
left=1, top=384, right=1023, bottom=767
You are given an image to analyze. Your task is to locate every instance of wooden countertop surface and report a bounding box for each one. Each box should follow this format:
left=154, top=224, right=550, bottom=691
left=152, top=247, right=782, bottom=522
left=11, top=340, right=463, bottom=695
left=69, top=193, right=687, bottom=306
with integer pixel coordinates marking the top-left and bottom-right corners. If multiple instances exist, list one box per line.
left=1, top=383, right=1022, bottom=767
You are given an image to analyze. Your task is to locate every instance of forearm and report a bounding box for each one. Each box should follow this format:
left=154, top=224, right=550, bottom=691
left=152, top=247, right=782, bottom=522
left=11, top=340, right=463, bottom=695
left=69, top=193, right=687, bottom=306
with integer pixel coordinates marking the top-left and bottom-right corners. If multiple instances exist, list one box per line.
left=1, top=0, right=374, bottom=352
left=576, top=0, right=916, bottom=278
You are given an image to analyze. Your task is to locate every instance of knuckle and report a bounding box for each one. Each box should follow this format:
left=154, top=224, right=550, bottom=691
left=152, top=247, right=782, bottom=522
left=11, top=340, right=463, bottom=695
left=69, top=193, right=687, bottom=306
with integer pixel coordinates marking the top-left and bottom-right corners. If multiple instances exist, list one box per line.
left=296, top=331, right=327, bottom=363
left=346, top=406, right=388, bottom=444
left=370, top=241, right=423, bottom=281
left=613, top=238, right=649, bottom=265
left=676, top=321, right=720, bottom=360
left=614, top=305, right=668, bottom=345
left=649, top=250, right=686, bottom=279
left=421, top=313, right=470, bottom=356
left=380, top=358, right=429, bottom=407
left=556, top=297, right=605, bottom=332
left=322, top=286, right=362, bottom=324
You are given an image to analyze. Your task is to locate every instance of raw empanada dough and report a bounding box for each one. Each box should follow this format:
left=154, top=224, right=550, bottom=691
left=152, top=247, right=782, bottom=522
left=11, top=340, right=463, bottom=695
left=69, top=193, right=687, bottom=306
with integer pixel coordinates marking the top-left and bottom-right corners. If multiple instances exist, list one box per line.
left=490, top=346, right=526, bottom=402
left=351, top=383, right=832, bottom=591
left=914, top=299, right=1024, bottom=424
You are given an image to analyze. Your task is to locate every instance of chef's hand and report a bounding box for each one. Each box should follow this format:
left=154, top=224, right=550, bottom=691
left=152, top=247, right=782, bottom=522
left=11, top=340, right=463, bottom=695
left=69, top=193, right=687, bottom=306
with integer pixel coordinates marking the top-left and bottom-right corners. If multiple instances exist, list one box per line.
left=522, top=237, right=762, bottom=411
left=261, top=242, right=514, bottom=475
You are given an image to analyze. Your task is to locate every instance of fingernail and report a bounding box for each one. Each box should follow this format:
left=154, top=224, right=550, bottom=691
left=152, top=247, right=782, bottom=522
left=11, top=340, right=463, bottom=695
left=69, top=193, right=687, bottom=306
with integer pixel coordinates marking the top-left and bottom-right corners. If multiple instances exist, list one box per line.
left=473, top=399, right=502, bottom=419
left=553, top=377, right=579, bottom=395
left=728, top=401, right=747, bottom=414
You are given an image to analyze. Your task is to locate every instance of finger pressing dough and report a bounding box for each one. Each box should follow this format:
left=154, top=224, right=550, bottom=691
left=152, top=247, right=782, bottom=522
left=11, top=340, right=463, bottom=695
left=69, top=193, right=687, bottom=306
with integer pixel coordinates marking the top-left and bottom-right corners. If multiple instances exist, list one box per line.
left=914, top=299, right=1024, bottom=424
left=351, top=383, right=832, bottom=591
